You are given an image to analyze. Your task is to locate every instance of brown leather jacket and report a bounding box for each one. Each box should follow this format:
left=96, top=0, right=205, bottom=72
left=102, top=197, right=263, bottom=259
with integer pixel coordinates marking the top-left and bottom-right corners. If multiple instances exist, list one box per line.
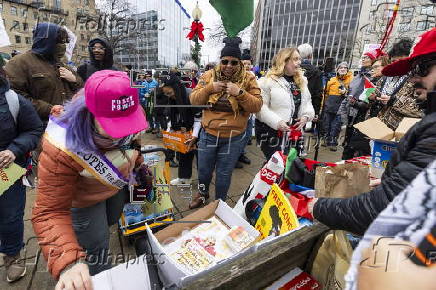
left=31, top=137, right=142, bottom=279
left=5, top=51, right=83, bottom=121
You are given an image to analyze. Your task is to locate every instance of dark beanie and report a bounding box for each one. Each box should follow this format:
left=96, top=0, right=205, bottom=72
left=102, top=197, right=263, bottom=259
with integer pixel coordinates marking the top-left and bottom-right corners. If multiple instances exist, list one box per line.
left=221, top=37, right=242, bottom=59
left=241, top=49, right=251, bottom=61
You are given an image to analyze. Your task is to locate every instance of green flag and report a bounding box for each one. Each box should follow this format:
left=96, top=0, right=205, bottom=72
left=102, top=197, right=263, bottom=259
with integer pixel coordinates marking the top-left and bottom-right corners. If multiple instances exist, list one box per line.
left=210, top=0, right=254, bottom=37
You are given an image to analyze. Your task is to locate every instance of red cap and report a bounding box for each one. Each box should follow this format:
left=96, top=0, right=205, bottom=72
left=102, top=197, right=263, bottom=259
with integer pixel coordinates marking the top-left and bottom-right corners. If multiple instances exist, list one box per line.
left=383, top=28, right=436, bottom=76
left=364, top=50, right=378, bottom=60
left=85, top=70, right=148, bottom=138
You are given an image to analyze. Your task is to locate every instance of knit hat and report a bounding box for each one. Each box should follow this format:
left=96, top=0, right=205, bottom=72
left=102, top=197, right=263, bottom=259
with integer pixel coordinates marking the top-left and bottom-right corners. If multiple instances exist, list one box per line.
left=337, top=62, right=348, bottom=70
left=221, top=37, right=242, bottom=59
left=241, top=49, right=251, bottom=61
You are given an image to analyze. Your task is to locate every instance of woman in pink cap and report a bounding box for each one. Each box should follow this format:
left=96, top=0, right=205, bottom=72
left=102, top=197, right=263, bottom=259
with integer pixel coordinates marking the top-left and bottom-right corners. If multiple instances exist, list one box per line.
left=31, top=70, right=148, bottom=289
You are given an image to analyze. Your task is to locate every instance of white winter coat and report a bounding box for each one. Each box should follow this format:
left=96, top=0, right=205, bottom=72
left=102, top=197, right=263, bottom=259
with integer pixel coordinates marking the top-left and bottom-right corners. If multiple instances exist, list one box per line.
left=256, top=75, right=315, bottom=130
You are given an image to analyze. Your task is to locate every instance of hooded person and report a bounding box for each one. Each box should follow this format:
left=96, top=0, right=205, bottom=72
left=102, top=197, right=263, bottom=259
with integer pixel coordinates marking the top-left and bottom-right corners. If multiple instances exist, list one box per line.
left=189, top=37, right=263, bottom=209
left=5, top=23, right=83, bottom=123
left=308, top=28, right=436, bottom=237
left=77, top=38, right=117, bottom=82
left=298, top=43, right=323, bottom=115
left=31, top=70, right=148, bottom=289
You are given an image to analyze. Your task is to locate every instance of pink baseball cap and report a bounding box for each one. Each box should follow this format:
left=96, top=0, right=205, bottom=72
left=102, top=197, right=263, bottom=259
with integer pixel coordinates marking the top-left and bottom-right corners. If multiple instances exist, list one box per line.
left=85, top=70, right=148, bottom=138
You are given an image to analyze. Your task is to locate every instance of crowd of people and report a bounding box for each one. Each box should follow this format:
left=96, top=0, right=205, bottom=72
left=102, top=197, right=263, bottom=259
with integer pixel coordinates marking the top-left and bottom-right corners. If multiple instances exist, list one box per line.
left=0, top=19, right=435, bottom=290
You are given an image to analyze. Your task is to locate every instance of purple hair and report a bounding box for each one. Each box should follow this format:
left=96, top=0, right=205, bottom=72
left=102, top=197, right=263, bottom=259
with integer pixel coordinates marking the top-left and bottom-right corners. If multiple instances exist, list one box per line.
left=60, top=90, right=99, bottom=153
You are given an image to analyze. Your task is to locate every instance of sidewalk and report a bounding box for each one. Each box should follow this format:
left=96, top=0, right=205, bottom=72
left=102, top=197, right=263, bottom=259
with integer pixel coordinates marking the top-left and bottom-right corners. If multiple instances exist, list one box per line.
left=0, top=133, right=342, bottom=289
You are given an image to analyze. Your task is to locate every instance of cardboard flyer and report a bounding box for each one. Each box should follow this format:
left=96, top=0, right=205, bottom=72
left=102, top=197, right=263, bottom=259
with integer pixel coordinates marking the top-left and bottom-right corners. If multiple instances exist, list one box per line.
left=0, top=163, right=26, bottom=196
left=255, top=184, right=299, bottom=240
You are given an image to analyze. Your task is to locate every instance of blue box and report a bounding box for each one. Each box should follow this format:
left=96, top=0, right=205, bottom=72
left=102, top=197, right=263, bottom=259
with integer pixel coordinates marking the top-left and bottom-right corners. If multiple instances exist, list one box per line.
left=371, top=139, right=397, bottom=177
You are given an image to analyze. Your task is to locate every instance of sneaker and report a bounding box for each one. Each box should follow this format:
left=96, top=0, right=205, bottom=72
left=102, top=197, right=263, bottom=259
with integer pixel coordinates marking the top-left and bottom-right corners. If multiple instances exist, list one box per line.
left=4, top=254, right=26, bottom=283
left=239, top=154, right=251, bottom=165
left=170, top=178, right=192, bottom=185
left=169, top=160, right=179, bottom=168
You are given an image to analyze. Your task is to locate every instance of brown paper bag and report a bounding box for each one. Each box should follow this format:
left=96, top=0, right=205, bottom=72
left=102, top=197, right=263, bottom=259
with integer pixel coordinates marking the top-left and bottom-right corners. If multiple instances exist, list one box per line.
left=309, top=230, right=353, bottom=290
left=315, top=163, right=370, bottom=198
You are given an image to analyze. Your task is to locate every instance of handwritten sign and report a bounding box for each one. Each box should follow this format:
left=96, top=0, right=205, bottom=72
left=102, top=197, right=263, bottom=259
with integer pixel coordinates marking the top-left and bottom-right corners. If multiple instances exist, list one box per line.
left=64, top=26, right=77, bottom=61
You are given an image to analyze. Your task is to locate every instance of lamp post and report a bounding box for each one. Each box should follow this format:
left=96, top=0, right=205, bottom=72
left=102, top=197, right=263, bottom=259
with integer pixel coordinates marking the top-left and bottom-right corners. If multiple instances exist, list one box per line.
left=187, top=2, right=204, bottom=68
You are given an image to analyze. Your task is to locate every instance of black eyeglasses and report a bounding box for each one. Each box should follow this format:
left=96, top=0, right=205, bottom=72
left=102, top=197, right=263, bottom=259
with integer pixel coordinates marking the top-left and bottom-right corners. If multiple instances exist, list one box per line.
left=221, top=59, right=239, bottom=66
left=411, top=60, right=436, bottom=77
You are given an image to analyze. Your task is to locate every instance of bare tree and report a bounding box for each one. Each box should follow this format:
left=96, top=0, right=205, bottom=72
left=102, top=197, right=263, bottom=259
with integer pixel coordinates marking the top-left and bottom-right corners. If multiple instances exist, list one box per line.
left=96, top=0, right=136, bottom=54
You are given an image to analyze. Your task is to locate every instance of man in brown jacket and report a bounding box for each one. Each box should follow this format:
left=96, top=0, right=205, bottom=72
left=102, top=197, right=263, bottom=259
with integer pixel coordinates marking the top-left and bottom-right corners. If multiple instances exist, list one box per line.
left=189, top=37, right=262, bottom=209
left=5, top=22, right=82, bottom=123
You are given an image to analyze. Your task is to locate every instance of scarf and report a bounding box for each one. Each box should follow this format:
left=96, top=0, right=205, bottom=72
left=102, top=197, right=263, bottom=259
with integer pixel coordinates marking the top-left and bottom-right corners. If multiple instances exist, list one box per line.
left=208, top=62, right=248, bottom=116
left=345, top=160, right=436, bottom=290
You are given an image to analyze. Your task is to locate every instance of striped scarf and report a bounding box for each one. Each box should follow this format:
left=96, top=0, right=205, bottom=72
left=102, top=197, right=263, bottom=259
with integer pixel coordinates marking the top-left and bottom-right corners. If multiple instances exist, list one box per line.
left=345, top=160, right=436, bottom=289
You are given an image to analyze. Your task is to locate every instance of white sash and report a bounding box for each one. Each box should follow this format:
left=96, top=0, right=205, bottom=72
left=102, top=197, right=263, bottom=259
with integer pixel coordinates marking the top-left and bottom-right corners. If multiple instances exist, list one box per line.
left=44, top=117, right=129, bottom=189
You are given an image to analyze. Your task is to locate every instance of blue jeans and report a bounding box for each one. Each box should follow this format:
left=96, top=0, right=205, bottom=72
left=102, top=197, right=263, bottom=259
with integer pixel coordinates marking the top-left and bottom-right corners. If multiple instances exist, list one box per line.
left=71, top=188, right=126, bottom=275
left=241, top=116, right=254, bottom=155
left=323, top=112, right=342, bottom=146
left=197, top=130, right=245, bottom=201
left=0, top=180, right=26, bottom=256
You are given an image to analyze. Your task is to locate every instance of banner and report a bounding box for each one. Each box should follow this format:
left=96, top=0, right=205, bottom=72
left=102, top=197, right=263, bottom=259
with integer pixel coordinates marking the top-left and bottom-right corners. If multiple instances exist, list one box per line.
left=64, top=26, right=77, bottom=61
left=0, top=163, right=26, bottom=196
left=0, top=15, right=11, bottom=48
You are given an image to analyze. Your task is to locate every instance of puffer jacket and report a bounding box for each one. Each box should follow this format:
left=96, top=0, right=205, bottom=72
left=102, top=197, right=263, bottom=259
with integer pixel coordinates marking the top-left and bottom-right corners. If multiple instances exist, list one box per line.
left=314, top=111, right=436, bottom=235
left=323, top=71, right=353, bottom=114
left=256, top=75, right=315, bottom=130
left=4, top=23, right=83, bottom=122
left=31, top=137, right=142, bottom=279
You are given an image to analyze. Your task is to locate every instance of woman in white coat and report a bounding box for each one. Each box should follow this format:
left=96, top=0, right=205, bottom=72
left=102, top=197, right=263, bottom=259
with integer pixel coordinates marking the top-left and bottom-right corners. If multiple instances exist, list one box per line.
left=255, top=47, right=315, bottom=160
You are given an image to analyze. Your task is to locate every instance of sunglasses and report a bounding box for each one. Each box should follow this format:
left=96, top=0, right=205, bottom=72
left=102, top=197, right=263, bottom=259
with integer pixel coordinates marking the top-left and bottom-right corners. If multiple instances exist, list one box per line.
left=411, top=60, right=436, bottom=77
left=221, top=59, right=239, bottom=66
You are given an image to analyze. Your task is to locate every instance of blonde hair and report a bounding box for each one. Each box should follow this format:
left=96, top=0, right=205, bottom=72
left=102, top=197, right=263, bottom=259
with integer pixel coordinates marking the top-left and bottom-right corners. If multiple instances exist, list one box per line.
left=266, top=48, right=305, bottom=89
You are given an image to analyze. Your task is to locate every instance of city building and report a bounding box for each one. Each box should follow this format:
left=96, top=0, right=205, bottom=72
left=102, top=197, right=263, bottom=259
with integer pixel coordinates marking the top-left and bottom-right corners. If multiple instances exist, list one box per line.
left=114, top=0, right=191, bottom=69
left=0, top=0, right=99, bottom=65
left=352, top=0, right=435, bottom=67
left=252, top=0, right=362, bottom=70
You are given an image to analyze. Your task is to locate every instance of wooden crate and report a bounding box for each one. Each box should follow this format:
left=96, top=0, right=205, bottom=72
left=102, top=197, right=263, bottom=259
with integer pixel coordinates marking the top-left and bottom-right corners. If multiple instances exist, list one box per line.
left=182, top=222, right=328, bottom=290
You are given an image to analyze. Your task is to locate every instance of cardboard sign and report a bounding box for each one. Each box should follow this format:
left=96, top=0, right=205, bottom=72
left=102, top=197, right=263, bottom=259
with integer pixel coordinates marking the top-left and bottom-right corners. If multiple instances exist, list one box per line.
left=255, top=184, right=299, bottom=240
left=0, top=163, right=26, bottom=195
left=0, top=16, right=11, bottom=48
left=162, top=131, right=192, bottom=153
left=63, top=26, right=77, bottom=61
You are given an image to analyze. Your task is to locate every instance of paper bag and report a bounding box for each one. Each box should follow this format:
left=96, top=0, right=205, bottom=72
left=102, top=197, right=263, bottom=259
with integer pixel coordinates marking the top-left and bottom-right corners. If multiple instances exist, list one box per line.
left=315, top=163, right=370, bottom=198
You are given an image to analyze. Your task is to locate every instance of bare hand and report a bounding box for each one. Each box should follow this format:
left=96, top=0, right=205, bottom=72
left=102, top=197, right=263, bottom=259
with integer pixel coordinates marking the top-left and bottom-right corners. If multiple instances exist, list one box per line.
left=339, top=88, right=347, bottom=95
left=59, top=67, right=77, bottom=83
left=377, top=94, right=391, bottom=105
left=212, top=82, right=226, bottom=93
left=225, top=82, right=241, bottom=96
left=0, top=150, right=16, bottom=169
left=55, top=263, right=93, bottom=290
left=51, top=105, right=64, bottom=117
left=368, top=92, right=378, bottom=101
left=184, top=136, right=198, bottom=151
left=277, top=120, right=291, bottom=132
left=293, top=116, right=309, bottom=131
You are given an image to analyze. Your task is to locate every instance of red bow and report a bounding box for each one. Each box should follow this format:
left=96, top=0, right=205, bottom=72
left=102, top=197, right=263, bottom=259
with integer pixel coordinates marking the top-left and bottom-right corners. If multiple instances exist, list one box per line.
left=186, top=21, right=205, bottom=42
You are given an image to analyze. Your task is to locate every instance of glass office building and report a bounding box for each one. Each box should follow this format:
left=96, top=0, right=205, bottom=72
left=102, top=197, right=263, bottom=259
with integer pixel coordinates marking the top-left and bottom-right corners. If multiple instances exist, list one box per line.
left=252, top=0, right=362, bottom=70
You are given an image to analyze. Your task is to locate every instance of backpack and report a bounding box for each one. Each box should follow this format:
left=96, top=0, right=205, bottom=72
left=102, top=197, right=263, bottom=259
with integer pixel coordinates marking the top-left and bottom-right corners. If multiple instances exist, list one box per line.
left=5, top=89, right=19, bottom=124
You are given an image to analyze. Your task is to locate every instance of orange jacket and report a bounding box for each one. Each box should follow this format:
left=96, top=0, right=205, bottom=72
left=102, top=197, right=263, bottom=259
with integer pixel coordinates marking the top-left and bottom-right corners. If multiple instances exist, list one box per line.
left=31, top=137, right=142, bottom=279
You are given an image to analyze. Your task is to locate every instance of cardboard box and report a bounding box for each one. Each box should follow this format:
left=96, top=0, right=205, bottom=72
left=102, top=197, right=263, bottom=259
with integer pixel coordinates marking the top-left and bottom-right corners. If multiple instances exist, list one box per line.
left=162, top=130, right=192, bottom=153
left=354, top=117, right=420, bottom=142
left=354, top=117, right=420, bottom=178
left=146, top=200, right=260, bottom=288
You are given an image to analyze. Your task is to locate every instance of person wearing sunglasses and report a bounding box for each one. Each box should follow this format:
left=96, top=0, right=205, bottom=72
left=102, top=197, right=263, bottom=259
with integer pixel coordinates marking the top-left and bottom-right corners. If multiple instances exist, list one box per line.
left=77, top=38, right=118, bottom=82
left=189, top=37, right=262, bottom=209
left=255, top=47, right=315, bottom=160
left=308, top=28, right=436, bottom=237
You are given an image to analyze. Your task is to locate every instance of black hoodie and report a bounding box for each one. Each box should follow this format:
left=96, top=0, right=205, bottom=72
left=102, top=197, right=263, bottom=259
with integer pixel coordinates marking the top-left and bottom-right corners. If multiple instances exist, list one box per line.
left=301, top=59, right=323, bottom=114
left=77, top=38, right=118, bottom=81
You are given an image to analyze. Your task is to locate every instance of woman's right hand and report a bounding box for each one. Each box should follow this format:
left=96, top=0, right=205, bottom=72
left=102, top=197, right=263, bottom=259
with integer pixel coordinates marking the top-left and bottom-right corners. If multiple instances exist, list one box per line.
left=55, top=263, right=93, bottom=290
left=277, top=120, right=291, bottom=132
